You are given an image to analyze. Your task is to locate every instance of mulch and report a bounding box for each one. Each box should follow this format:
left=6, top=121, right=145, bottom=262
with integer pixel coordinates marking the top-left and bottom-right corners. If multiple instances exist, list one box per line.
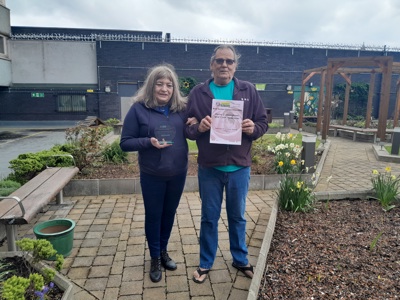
left=258, top=199, right=400, bottom=299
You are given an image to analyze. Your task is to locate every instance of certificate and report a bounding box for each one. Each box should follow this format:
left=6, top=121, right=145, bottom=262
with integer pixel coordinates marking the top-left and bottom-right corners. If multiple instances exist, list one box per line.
left=210, top=99, right=244, bottom=145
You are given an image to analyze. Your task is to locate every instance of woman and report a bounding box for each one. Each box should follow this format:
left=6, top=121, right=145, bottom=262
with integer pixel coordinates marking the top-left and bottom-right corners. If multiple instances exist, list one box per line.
left=120, top=64, right=189, bottom=283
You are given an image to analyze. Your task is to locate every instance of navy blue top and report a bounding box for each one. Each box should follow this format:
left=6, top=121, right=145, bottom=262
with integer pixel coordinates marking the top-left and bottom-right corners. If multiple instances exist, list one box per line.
left=120, top=102, right=188, bottom=176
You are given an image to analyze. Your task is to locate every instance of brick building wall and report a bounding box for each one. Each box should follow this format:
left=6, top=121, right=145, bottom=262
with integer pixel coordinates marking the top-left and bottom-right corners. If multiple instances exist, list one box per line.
left=1, top=26, right=400, bottom=121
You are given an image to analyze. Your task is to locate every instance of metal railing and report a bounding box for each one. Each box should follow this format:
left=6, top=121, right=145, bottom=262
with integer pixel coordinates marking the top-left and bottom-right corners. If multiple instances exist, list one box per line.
left=11, top=33, right=400, bottom=52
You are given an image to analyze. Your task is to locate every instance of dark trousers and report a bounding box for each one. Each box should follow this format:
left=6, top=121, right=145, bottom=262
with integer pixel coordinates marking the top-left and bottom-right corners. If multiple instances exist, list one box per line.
left=140, top=171, right=186, bottom=258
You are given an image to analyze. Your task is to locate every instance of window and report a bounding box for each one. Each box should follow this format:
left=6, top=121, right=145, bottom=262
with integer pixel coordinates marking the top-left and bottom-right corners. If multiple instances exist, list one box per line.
left=0, top=35, right=6, bottom=56
left=57, top=94, right=87, bottom=112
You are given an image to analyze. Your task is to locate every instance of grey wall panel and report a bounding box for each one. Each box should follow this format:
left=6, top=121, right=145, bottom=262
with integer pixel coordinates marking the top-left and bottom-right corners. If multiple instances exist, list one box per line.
left=0, top=5, right=10, bottom=36
left=0, top=58, right=11, bottom=86
left=10, top=40, right=97, bottom=84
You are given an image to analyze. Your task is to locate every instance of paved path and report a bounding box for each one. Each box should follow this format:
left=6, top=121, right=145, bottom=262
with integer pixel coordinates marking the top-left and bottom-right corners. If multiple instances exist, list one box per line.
left=2, top=134, right=400, bottom=299
left=315, top=137, right=400, bottom=193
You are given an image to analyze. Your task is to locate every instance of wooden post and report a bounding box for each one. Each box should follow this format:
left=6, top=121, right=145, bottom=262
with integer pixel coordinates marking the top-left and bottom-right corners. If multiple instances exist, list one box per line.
left=393, top=78, right=400, bottom=128
left=316, top=70, right=326, bottom=134
left=365, top=71, right=376, bottom=128
left=322, top=62, right=334, bottom=140
left=377, top=57, right=393, bottom=141
left=342, top=75, right=351, bottom=125
left=298, top=73, right=307, bottom=131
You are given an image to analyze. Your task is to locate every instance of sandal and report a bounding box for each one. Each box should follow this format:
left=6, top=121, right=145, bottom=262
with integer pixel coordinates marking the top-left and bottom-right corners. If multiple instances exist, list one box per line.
left=192, top=267, right=210, bottom=284
left=232, top=262, right=254, bottom=278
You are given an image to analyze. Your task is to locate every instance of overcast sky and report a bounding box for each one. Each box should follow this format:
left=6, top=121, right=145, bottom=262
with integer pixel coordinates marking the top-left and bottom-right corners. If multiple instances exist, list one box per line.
left=5, top=0, right=400, bottom=49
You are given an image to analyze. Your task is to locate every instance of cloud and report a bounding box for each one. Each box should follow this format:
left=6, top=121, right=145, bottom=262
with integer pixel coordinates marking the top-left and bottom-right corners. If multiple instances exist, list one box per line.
left=6, top=0, right=400, bottom=48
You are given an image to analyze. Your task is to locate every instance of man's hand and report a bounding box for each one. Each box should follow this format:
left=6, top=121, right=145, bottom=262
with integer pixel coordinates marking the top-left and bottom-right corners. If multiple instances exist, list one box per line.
left=198, top=116, right=212, bottom=132
left=242, top=119, right=255, bottom=135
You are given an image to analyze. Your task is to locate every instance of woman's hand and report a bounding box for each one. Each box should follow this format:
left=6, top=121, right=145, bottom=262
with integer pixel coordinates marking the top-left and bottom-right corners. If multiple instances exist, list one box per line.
left=150, top=137, right=172, bottom=149
left=186, top=117, right=199, bottom=126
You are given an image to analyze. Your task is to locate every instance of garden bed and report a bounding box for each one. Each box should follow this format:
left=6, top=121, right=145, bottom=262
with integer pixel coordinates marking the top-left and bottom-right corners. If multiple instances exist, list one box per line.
left=0, top=251, right=73, bottom=300
left=258, top=199, right=400, bottom=299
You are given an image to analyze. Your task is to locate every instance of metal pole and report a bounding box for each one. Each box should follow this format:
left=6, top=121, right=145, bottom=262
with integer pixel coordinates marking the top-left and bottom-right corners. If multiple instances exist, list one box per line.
left=391, top=127, right=400, bottom=155
left=289, top=110, right=295, bottom=124
left=301, top=135, right=316, bottom=172
left=284, top=112, right=290, bottom=128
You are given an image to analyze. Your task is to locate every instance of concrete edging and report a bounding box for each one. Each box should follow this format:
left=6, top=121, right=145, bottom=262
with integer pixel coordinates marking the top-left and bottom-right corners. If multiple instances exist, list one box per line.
left=65, top=137, right=330, bottom=197
left=247, top=198, right=278, bottom=300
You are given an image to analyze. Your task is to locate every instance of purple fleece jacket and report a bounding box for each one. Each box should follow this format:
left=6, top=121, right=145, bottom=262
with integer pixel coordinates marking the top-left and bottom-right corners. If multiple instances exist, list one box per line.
left=185, top=77, right=268, bottom=168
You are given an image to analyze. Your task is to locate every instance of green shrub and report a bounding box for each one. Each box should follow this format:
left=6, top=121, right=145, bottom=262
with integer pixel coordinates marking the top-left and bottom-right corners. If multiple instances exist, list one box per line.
left=102, top=139, right=128, bottom=164
left=1, top=238, right=64, bottom=300
left=64, top=125, right=109, bottom=170
left=268, top=122, right=283, bottom=128
left=104, top=118, right=120, bottom=126
left=8, top=150, right=74, bottom=184
left=0, top=180, right=21, bottom=196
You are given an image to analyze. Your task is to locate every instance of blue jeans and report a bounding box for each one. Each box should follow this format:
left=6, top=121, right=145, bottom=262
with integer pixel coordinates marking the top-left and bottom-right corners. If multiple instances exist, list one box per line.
left=140, top=171, right=186, bottom=258
left=198, top=166, right=250, bottom=269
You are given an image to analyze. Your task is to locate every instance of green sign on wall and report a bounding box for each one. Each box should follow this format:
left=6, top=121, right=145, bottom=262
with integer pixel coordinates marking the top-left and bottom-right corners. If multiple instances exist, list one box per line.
left=31, top=92, right=44, bottom=98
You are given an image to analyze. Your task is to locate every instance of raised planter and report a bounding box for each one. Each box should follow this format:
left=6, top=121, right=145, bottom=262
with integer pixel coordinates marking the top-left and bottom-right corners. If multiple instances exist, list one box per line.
left=64, top=141, right=331, bottom=196
left=0, top=251, right=74, bottom=300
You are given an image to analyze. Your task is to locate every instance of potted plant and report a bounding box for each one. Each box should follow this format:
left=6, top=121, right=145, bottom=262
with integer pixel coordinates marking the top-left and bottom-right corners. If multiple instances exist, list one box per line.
left=0, top=238, right=73, bottom=299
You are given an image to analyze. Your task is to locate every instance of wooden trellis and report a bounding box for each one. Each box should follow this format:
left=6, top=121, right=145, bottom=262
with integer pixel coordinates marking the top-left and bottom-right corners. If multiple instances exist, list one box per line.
left=296, top=56, right=400, bottom=141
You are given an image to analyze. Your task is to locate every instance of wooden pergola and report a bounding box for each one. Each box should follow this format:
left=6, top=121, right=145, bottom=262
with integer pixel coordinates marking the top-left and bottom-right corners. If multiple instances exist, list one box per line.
left=297, top=56, right=400, bottom=141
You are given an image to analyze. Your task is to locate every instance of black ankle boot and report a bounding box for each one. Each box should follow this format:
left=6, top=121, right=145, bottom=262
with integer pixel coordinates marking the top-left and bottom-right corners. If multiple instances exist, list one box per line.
left=161, top=250, right=177, bottom=271
left=150, top=257, right=162, bottom=282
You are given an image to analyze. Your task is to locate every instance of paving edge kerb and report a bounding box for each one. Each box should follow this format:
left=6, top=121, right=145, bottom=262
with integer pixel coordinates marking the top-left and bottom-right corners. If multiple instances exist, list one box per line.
left=247, top=198, right=278, bottom=300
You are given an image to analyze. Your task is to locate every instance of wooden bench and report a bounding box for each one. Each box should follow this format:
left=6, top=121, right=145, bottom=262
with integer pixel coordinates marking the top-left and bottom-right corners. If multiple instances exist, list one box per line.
left=329, top=125, right=394, bottom=142
left=0, top=166, right=79, bottom=251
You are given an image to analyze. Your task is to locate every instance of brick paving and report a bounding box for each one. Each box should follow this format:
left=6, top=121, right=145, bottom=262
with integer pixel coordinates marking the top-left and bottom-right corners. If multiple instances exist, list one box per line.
left=1, top=191, right=275, bottom=299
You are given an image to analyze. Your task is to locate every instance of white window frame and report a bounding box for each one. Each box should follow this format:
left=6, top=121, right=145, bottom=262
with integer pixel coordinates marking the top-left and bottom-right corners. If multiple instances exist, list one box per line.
left=0, top=34, right=7, bottom=58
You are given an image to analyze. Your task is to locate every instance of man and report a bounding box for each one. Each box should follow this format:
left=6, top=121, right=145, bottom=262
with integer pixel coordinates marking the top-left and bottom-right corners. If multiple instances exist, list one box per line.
left=185, top=44, right=268, bottom=283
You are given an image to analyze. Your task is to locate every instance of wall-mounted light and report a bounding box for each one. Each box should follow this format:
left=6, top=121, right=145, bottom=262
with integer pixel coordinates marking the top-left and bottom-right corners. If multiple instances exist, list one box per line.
left=309, top=82, right=313, bottom=87
left=286, top=84, right=292, bottom=91
left=105, top=85, right=111, bottom=93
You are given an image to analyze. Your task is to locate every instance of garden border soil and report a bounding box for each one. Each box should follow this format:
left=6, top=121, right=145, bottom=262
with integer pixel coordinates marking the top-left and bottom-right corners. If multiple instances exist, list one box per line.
left=257, top=199, right=400, bottom=299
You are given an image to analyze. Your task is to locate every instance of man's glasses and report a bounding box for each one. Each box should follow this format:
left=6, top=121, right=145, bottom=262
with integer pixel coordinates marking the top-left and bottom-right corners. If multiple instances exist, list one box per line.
left=214, top=58, right=236, bottom=65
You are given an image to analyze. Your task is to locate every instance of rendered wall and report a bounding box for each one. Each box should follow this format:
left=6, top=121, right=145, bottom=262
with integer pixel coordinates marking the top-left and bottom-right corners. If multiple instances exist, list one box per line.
left=10, top=40, right=97, bottom=84
left=0, top=58, right=11, bottom=85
